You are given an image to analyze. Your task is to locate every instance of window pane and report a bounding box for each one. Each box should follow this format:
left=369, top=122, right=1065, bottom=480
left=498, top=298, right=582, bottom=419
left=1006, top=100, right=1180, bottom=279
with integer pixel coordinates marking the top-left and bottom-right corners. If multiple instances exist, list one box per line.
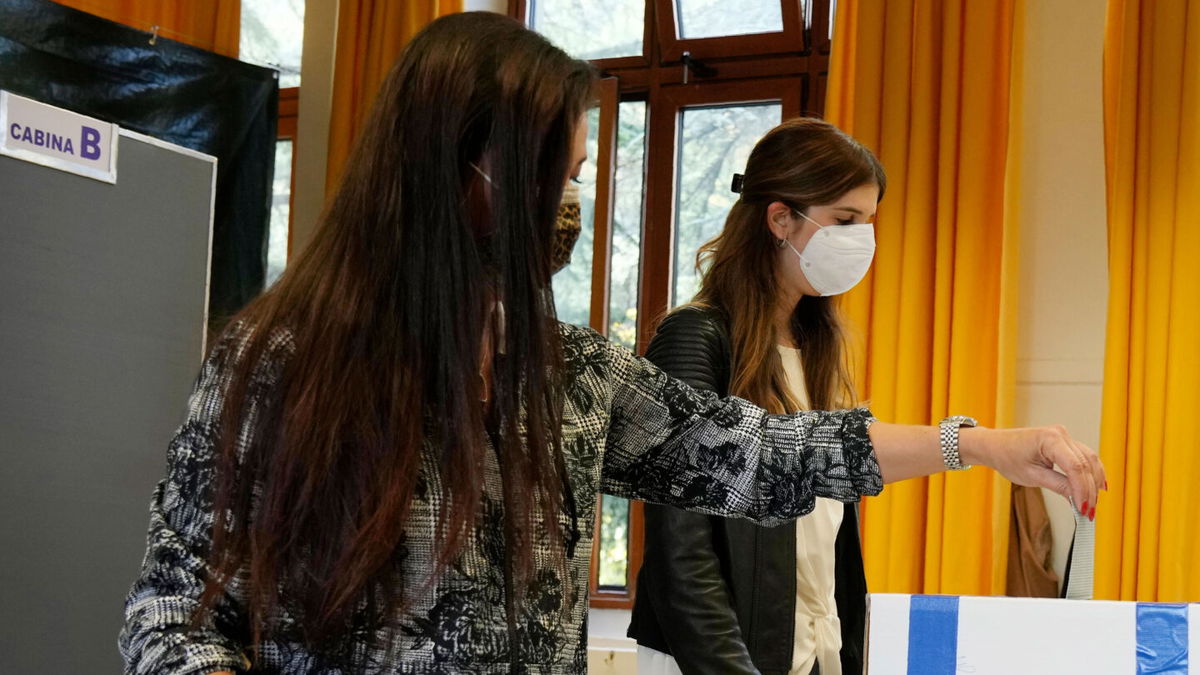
left=531, top=0, right=645, bottom=60
left=552, top=108, right=601, bottom=327
left=240, top=0, right=305, bottom=87
left=608, top=101, right=647, bottom=350
left=265, top=139, right=292, bottom=287
left=672, top=103, right=782, bottom=306
left=597, top=494, right=631, bottom=588
left=675, top=0, right=784, bottom=39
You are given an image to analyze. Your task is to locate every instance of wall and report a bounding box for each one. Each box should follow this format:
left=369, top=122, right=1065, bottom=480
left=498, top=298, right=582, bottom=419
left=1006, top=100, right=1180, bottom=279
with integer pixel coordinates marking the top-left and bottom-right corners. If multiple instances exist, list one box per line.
left=292, top=0, right=337, bottom=255
left=465, top=0, right=507, bottom=11
left=1013, top=0, right=1109, bottom=584
left=588, top=608, right=638, bottom=673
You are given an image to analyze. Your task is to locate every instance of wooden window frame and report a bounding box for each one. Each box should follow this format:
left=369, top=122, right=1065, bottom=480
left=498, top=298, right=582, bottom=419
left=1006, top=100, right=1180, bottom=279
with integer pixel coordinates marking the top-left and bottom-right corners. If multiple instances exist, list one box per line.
left=278, top=86, right=299, bottom=140
left=586, top=78, right=647, bottom=610
left=513, top=0, right=832, bottom=611
left=588, top=78, right=620, bottom=334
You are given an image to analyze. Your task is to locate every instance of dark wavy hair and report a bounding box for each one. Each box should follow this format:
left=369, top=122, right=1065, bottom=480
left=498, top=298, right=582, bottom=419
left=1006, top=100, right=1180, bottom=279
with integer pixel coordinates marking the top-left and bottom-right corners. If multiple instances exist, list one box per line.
left=195, top=11, right=596, bottom=664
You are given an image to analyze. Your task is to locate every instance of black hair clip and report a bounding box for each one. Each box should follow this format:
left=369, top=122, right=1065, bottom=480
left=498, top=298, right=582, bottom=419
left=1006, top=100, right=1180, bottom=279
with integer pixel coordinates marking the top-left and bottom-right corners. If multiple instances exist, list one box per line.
left=731, top=173, right=745, bottom=194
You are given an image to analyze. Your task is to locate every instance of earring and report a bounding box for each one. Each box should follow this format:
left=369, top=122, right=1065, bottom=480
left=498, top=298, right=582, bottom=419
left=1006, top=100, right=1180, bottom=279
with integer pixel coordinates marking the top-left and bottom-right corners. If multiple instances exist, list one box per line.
left=776, top=238, right=787, bottom=249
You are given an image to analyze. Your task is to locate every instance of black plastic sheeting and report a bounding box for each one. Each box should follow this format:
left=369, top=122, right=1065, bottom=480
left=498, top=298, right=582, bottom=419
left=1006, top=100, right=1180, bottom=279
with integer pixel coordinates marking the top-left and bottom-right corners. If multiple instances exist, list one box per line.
left=0, top=0, right=279, bottom=326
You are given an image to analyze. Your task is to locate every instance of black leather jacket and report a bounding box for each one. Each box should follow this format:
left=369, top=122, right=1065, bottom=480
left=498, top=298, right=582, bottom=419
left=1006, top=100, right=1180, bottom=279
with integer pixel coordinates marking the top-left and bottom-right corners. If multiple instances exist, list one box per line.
left=627, top=305, right=868, bottom=675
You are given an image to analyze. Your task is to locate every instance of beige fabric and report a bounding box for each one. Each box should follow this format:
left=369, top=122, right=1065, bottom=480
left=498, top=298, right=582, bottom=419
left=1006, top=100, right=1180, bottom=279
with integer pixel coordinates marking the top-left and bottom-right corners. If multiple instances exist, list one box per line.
left=1006, top=484, right=1059, bottom=597
left=779, top=346, right=844, bottom=675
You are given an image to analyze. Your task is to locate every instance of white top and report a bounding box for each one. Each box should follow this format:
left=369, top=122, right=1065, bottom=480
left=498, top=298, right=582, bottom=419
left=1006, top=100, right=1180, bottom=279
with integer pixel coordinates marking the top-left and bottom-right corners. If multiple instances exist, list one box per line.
left=779, top=345, right=844, bottom=675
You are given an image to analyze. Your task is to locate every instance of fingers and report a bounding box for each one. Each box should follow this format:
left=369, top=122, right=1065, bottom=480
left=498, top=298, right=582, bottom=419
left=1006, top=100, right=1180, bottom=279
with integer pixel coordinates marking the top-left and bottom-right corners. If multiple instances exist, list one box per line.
left=1077, top=438, right=1107, bottom=492
left=1072, top=438, right=1105, bottom=518
left=1045, top=427, right=1096, bottom=519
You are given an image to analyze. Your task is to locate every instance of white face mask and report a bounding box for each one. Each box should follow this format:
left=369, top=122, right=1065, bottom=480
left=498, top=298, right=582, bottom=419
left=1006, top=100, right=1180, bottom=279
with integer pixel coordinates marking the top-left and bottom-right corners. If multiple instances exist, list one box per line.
left=786, top=211, right=876, bottom=296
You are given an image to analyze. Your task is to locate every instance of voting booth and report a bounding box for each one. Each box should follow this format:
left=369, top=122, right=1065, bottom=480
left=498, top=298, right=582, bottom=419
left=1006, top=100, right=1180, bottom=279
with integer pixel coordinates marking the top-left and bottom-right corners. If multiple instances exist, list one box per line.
left=0, top=92, right=215, bottom=672
left=867, top=593, right=1198, bottom=674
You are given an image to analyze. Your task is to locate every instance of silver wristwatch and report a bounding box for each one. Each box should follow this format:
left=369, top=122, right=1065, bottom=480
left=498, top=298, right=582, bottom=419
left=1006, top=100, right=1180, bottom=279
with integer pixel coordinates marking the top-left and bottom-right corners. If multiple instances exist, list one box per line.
left=939, top=415, right=977, bottom=471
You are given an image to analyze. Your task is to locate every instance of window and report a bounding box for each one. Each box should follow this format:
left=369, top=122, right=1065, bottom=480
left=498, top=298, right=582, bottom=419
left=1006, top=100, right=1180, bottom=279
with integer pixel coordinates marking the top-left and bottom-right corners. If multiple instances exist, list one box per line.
left=609, top=101, right=648, bottom=350
left=266, top=138, right=293, bottom=286
left=652, top=0, right=824, bottom=61
left=552, top=107, right=601, bottom=325
left=531, top=0, right=646, bottom=60
left=674, top=0, right=783, bottom=39
left=672, top=102, right=782, bottom=305
left=521, top=0, right=833, bottom=608
left=240, top=0, right=305, bottom=87
left=240, top=0, right=305, bottom=286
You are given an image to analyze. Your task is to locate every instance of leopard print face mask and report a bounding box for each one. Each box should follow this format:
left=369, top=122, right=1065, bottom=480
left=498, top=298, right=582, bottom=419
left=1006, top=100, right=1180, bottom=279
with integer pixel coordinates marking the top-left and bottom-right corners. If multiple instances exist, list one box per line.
left=552, top=182, right=583, bottom=275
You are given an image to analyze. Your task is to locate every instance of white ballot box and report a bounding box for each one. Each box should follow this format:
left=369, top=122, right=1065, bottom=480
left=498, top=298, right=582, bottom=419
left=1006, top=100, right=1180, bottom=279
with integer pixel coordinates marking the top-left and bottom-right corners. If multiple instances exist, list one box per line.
left=866, top=593, right=1198, bottom=674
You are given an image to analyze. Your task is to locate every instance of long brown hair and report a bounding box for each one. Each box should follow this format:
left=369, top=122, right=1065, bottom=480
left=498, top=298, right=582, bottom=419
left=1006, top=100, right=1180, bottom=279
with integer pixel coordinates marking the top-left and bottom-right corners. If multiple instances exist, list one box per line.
left=691, top=117, right=885, bottom=413
left=196, top=12, right=596, bottom=663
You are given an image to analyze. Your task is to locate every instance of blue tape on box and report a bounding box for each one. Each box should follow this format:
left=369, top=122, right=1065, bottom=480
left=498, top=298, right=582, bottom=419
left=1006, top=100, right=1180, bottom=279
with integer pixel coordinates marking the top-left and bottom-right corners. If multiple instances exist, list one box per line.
left=908, top=595, right=959, bottom=674
left=1137, top=602, right=1189, bottom=674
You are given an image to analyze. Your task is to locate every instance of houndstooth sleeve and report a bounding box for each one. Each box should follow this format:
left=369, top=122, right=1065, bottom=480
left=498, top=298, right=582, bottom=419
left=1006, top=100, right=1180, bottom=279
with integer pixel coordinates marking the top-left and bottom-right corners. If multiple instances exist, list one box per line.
left=117, top=331, right=282, bottom=675
left=598, top=339, right=882, bottom=527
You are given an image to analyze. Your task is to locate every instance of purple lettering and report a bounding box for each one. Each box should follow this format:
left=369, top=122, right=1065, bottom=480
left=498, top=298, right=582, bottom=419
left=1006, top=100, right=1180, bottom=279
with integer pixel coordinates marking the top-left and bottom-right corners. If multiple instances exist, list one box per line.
left=80, top=126, right=101, bottom=160
left=21, top=125, right=32, bottom=143
left=8, top=123, right=18, bottom=140
left=64, top=139, right=73, bottom=154
left=34, top=129, right=44, bottom=146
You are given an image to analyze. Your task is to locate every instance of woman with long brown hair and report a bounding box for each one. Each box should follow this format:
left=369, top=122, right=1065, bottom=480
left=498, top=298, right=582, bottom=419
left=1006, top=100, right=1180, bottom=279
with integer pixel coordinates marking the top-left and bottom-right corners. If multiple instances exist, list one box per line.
left=628, top=118, right=1098, bottom=675
left=118, top=14, right=1103, bottom=674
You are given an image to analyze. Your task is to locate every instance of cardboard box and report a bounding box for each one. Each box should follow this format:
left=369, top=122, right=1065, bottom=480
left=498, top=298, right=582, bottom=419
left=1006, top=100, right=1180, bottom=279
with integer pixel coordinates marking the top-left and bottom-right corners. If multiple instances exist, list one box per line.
left=866, top=593, right=1199, bottom=674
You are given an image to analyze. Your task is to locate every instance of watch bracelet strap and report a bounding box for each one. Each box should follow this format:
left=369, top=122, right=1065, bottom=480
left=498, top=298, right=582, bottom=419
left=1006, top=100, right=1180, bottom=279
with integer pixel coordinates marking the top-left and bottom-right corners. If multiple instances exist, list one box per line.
left=940, top=416, right=975, bottom=471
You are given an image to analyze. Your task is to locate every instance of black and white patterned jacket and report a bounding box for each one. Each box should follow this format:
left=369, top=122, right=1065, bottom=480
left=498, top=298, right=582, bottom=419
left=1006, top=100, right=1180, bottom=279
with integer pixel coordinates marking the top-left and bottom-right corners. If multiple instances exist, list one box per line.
left=118, top=322, right=882, bottom=674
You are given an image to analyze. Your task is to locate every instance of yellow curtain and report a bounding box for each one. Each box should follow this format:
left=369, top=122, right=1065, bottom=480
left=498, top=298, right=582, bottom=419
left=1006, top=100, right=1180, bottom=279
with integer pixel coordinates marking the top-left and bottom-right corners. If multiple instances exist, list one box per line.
left=826, top=0, right=1024, bottom=595
left=325, top=0, right=463, bottom=194
left=51, top=0, right=240, bottom=58
left=1098, top=0, right=1200, bottom=603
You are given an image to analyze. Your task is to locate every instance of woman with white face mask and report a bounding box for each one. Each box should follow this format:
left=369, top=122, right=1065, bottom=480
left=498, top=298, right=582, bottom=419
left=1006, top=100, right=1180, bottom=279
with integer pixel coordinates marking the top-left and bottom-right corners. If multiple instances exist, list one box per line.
left=628, top=118, right=1100, bottom=675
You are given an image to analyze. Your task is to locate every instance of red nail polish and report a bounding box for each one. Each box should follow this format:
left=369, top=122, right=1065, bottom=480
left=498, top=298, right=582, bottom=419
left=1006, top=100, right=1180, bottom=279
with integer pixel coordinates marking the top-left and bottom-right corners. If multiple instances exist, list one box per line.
left=1104, top=480, right=1109, bottom=490
left=1081, top=501, right=1089, bottom=515
left=1089, top=507, right=1096, bottom=521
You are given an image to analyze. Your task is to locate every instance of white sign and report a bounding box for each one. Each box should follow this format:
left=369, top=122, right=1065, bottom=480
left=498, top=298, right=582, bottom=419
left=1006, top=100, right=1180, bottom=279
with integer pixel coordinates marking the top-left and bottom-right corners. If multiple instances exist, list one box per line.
left=0, top=90, right=118, bottom=184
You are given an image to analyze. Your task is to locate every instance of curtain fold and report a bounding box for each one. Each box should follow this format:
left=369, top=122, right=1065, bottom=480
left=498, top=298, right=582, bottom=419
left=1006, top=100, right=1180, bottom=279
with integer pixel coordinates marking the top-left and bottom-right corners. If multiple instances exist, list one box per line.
left=1098, top=0, right=1200, bottom=603
left=825, top=0, right=1024, bottom=595
left=50, top=0, right=240, bottom=57
left=324, top=0, right=463, bottom=194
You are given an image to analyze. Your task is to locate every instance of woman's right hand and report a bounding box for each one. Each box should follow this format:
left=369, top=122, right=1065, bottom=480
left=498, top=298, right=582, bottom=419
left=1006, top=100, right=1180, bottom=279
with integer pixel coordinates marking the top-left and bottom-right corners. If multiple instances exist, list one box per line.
left=869, top=421, right=1106, bottom=519
left=961, top=425, right=1106, bottom=520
